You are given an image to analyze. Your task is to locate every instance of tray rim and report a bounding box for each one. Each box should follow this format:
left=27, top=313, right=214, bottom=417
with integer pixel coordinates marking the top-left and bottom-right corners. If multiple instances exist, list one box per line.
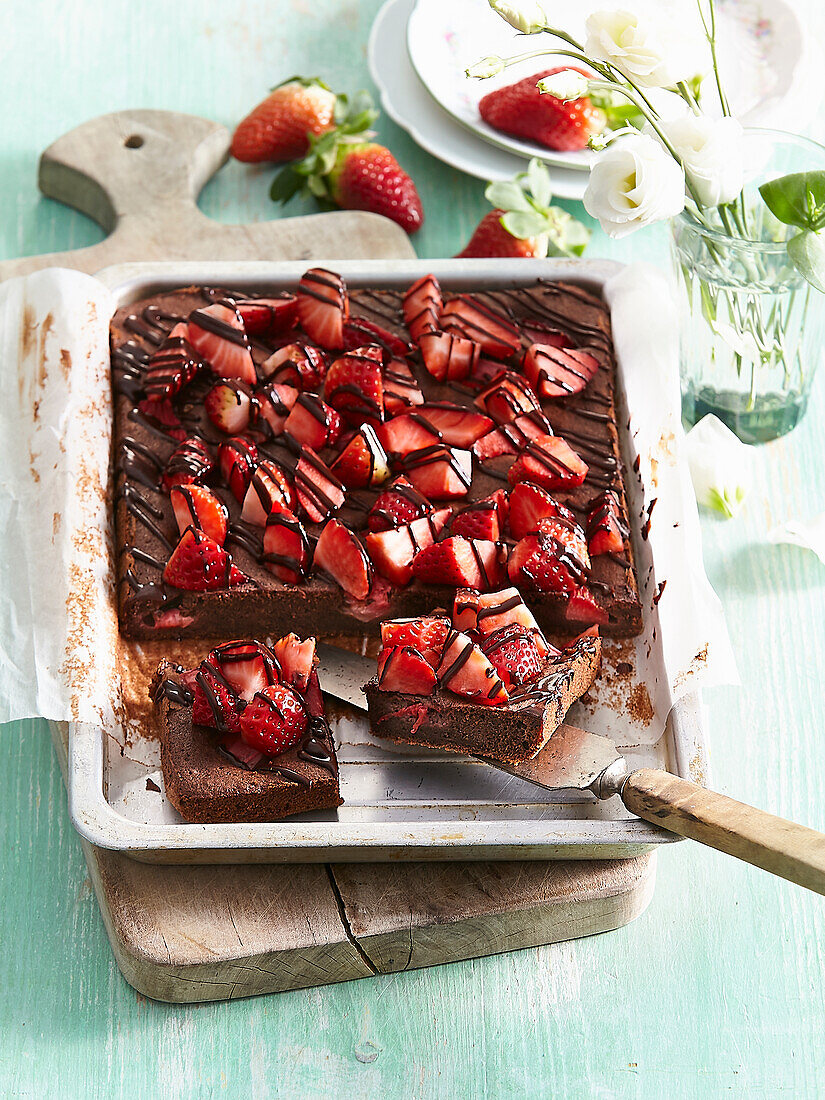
left=68, top=256, right=709, bottom=862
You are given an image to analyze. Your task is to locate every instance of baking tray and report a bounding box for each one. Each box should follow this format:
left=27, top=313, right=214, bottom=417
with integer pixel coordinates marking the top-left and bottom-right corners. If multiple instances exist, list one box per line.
left=68, top=258, right=709, bottom=863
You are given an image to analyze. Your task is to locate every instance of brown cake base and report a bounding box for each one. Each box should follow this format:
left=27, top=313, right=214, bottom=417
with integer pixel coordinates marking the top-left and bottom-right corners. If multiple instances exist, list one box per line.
left=364, top=633, right=601, bottom=765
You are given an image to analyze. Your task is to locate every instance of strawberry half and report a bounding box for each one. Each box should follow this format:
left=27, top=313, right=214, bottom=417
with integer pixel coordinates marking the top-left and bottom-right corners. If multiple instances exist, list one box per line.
left=240, top=684, right=308, bottom=756
left=403, top=274, right=442, bottom=341
left=163, top=526, right=247, bottom=591
left=262, top=508, right=311, bottom=583
left=413, top=404, right=494, bottom=448
left=324, top=346, right=384, bottom=426
left=235, top=296, right=298, bottom=336
left=537, top=515, right=591, bottom=574
left=342, top=318, right=412, bottom=358
left=508, top=435, right=588, bottom=492
left=436, top=630, right=509, bottom=706
left=161, top=437, right=214, bottom=492
left=143, top=323, right=202, bottom=400
left=586, top=490, right=628, bottom=556
left=271, top=633, right=316, bottom=692
left=314, top=518, right=373, bottom=600
left=450, top=499, right=501, bottom=542
left=463, top=586, right=551, bottom=658
left=367, top=476, right=434, bottom=532
left=377, top=413, right=441, bottom=457
left=283, top=393, right=342, bottom=450
left=509, top=530, right=586, bottom=596
left=261, top=342, right=326, bottom=391
left=241, top=462, right=294, bottom=527
left=475, top=372, right=541, bottom=424
left=331, top=424, right=390, bottom=488
left=480, top=623, right=543, bottom=687
left=294, top=448, right=346, bottom=523
left=471, top=411, right=554, bottom=461
left=296, top=268, right=349, bottom=349
left=218, top=437, right=258, bottom=502
left=136, top=396, right=186, bottom=441
left=380, top=616, right=451, bottom=668
left=188, top=301, right=256, bottom=385
left=209, top=639, right=281, bottom=701
left=365, top=509, right=451, bottom=585
left=523, top=344, right=599, bottom=399
left=256, top=383, right=300, bottom=437
left=377, top=646, right=437, bottom=695
left=566, top=587, right=609, bottom=626
left=192, top=665, right=242, bottom=734
left=170, top=484, right=229, bottom=545
left=400, top=446, right=472, bottom=501
left=509, top=482, right=575, bottom=540
left=383, top=358, right=425, bottom=415
left=204, top=380, right=254, bottom=435
left=440, top=295, right=520, bottom=358
left=412, top=535, right=484, bottom=588
left=418, top=330, right=480, bottom=382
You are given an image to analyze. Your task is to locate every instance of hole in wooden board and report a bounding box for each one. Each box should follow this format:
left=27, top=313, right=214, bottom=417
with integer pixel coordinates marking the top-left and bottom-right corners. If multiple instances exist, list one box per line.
left=124, top=134, right=144, bottom=149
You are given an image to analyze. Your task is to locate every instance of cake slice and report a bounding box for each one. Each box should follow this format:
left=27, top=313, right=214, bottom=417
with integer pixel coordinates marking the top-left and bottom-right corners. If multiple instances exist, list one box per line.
left=362, top=590, right=601, bottom=765
left=151, top=637, right=342, bottom=822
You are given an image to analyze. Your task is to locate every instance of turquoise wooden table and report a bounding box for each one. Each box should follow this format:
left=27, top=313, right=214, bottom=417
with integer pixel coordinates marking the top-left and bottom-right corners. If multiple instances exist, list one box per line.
left=2, top=1, right=825, bottom=1096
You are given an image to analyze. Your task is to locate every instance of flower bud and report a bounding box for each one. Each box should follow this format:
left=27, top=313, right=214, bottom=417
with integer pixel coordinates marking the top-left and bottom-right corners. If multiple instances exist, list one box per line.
left=466, top=56, right=507, bottom=79
left=487, top=0, right=547, bottom=34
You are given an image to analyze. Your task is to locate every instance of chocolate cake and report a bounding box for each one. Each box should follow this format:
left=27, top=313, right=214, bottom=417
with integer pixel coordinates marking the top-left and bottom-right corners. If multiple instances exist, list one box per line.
left=111, top=269, right=642, bottom=644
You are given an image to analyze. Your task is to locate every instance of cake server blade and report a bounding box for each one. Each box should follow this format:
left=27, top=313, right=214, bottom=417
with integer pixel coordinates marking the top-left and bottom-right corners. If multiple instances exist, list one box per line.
left=315, top=643, right=372, bottom=711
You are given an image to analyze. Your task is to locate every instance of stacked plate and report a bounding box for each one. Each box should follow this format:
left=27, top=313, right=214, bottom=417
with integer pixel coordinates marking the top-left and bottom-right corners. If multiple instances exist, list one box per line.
left=369, top=0, right=813, bottom=199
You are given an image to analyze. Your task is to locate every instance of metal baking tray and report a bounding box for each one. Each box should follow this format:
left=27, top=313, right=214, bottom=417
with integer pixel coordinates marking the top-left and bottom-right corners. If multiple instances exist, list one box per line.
left=68, top=258, right=709, bottom=864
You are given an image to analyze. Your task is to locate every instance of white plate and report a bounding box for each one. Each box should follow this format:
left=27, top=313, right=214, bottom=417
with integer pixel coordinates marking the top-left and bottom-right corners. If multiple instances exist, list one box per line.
left=406, top=0, right=810, bottom=170
left=368, top=0, right=589, bottom=197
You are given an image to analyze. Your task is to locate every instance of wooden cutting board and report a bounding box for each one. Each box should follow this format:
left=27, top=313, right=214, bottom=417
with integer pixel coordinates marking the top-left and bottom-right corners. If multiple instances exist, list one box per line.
left=27, top=110, right=653, bottom=1003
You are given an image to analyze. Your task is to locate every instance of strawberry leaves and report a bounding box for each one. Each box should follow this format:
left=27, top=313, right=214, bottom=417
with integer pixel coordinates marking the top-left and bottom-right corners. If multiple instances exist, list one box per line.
left=484, top=158, right=590, bottom=257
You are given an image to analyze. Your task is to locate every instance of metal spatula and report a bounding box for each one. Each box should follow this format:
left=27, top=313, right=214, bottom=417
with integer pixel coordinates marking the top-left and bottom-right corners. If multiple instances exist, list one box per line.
left=316, top=644, right=825, bottom=896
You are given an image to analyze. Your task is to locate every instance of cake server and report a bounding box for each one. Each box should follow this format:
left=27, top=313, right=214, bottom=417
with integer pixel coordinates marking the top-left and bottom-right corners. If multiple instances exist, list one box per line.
left=316, top=644, right=825, bottom=895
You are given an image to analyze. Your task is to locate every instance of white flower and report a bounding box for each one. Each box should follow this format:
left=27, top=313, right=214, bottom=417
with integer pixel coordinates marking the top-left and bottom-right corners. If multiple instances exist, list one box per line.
left=583, top=133, right=685, bottom=239
left=466, top=56, right=507, bottom=79
left=684, top=414, right=753, bottom=519
left=487, top=0, right=546, bottom=35
left=537, top=70, right=590, bottom=101
left=768, top=514, right=825, bottom=566
left=584, top=9, right=694, bottom=89
left=656, top=115, right=744, bottom=207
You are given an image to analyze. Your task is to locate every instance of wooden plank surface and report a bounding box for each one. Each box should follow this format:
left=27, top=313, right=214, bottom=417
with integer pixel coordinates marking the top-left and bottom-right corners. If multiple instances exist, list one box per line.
left=2, top=0, right=825, bottom=1096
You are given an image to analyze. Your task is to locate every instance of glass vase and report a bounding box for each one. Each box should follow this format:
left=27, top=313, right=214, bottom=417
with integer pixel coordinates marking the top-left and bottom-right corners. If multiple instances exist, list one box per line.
left=672, top=129, right=825, bottom=443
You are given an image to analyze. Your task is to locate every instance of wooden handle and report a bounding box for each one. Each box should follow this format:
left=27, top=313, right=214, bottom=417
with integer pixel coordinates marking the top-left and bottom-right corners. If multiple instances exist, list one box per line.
left=623, top=769, right=825, bottom=894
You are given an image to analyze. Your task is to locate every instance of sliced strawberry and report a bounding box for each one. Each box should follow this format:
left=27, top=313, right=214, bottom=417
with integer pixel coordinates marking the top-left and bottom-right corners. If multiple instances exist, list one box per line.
left=261, top=342, right=326, bottom=391
left=294, top=448, right=346, bottom=523
left=401, top=446, right=472, bottom=501
left=471, top=412, right=554, bottom=460
left=283, top=393, right=341, bottom=450
left=383, top=358, right=425, bottom=414
left=218, top=437, right=258, bottom=502
left=342, top=318, right=412, bottom=358
left=143, top=323, right=202, bottom=400
left=537, top=515, right=591, bottom=574
left=471, top=587, right=551, bottom=658
left=471, top=539, right=508, bottom=590
left=367, top=476, right=434, bottom=532
left=508, top=435, right=588, bottom=492
left=161, top=437, right=213, bottom=491
left=413, top=404, right=493, bottom=447
left=472, top=428, right=517, bottom=461
left=586, top=490, right=628, bottom=556
left=473, top=356, right=512, bottom=385
left=450, top=500, right=501, bottom=542
left=314, top=518, right=372, bottom=600
left=377, top=413, right=440, bottom=456
left=412, top=535, right=484, bottom=588
left=475, top=372, right=541, bottom=424
left=188, top=301, right=256, bottom=384
left=436, top=630, right=509, bottom=706
left=241, top=461, right=294, bottom=526
left=256, top=383, right=300, bottom=436
left=204, top=380, right=254, bottom=434
left=509, top=482, right=575, bottom=540
left=377, top=646, right=438, bottom=695
left=240, top=684, right=308, bottom=756
left=440, top=295, right=520, bottom=358
left=296, top=268, right=349, bottom=349
left=271, top=633, right=316, bottom=692
left=137, top=396, right=187, bottom=441
left=262, top=508, right=311, bottom=583
left=170, top=484, right=228, bottom=545
left=163, top=526, right=247, bottom=590
left=480, top=623, right=542, bottom=687
left=324, top=346, right=384, bottom=426
left=418, top=330, right=480, bottom=382
left=365, top=509, right=451, bottom=585
left=566, top=587, right=610, bottom=626
left=403, top=274, right=442, bottom=341
left=509, top=530, right=586, bottom=596
left=523, top=344, right=599, bottom=399
left=192, top=665, right=242, bottom=734
left=330, top=425, right=389, bottom=488
left=380, top=616, right=451, bottom=668
left=453, top=588, right=481, bottom=634
left=521, top=320, right=570, bottom=348
left=210, top=639, right=281, bottom=702
left=235, top=295, right=298, bottom=337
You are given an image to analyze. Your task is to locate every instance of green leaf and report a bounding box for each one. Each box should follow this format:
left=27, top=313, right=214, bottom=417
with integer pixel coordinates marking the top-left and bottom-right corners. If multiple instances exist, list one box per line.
left=759, top=171, right=825, bottom=230
left=484, top=180, right=533, bottom=213
left=787, top=229, right=825, bottom=293
left=526, top=158, right=552, bottom=208
left=500, top=210, right=553, bottom=239
left=270, top=166, right=303, bottom=204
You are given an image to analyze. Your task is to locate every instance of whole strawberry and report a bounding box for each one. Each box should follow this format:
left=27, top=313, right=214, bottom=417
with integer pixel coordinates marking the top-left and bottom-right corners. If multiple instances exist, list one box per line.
left=231, top=77, right=337, bottom=163
left=327, top=141, right=424, bottom=233
left=457, top=208, right=546, bottom=258
left=479, top=68, right=605, bottom=153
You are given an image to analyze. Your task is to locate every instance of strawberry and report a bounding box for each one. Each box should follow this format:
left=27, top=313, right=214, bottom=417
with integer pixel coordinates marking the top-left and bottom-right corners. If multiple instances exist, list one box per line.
left=471, top=411, right=554, bottom=460
left=143, top=323, right=202, bottom=400
left=418, top=330, right=480, bottom=382
left=383, top=358, right=425, bottom=414
left=475, top=372, right=540, bottom=424
left=440, top=296, right=520, bottom=358
left=465, top=586, right=551, bottom=657
left=537, top=515, right=591, bottom=574
left=522, top=321, right=570, bottom=348
left=566, top=588, right=609, bottom=626
left=218, top=437, right=258, bottom=502
left=234, top=296, right=298, bottom=336
left=586, top=490, right=627, bottom=557
left=170, top=484, right=228, bottom=545
left=377, top=413, right=441, bottom=457
left=450, top=500, right=501, bottom=542
left=231, top=78, right=337, bottom=163
left=271, top=634, right=316, bottom=693
left=456, top=208, right=547, bottom=259
left=188, top=302, right=256, bottom=385
left=367, top=476, right=433, bottom=532
left=472, top=539, right=508, bottom=590
left=364, top=509, right=451, bottom=586
left=401, top=446, right=472, bottom=500
left=413, top=404, right=493, bottom=448
left=161, top=437, right=213, bottom=491
left=341, top=318, right=412, bottom=358
left=523, top=344, right=599, bottom=399
left=136, top=396, right=186, bottom=441
left=326, top=141, right=423, bottom=232
left=480, top=623, right=543, bottom=687
left=283, top=393, right=342, bottom=450
left=296, top=268, right=349, bottom=349
left=508, top=482, right=574, bottom=540
left=255, top=383, right=300, bottom=436
left=436, top=631, right=509, bottom=706
left=324, top=346, right=384, bottom=426
left=508, top=435, right=588, bottom=492
left=241, top=462, right=294, bottom=527
left=262, top=508, right=311, bottom=584
left=261, top=343, right=326, bottom=392
left=293, top=448, right=346, bottom=523
left=377, top=646, right=437, bottom=695
left=330, top=425, right=390, bottom=488
left=479, top=67, right=606, bottom=153
left=314, top=518, right=372, bottom=600
left=239, top=684, right=308, bottom=757
left=380, top=617, right=451, bottom=668
left=509, top=529, right=586, bottom=596
left=163, top=526, right=247, bottom=591
left=192, top=666, right=242, bottom=734
left=403, top=274, right=442, bottom=341
left=204, top=380, right=254, bottom=435
left=209, top=639, right=281, bottom=701
left=412, top=535, right=484, bottom=588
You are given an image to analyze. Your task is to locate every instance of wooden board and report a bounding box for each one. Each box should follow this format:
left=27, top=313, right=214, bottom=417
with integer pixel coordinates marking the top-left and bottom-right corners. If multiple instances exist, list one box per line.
left=30, top=110, right=653, bottom=1003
